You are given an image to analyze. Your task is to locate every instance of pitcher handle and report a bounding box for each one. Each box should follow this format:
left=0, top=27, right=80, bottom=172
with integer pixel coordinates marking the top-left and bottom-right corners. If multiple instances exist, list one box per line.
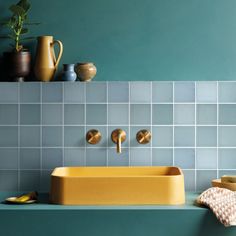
left=52, top=40, right=63, bottom=69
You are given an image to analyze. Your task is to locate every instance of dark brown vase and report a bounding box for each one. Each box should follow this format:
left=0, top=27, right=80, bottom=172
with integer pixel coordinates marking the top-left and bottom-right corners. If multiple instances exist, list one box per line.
left=4, top=51, right=31, bottom=82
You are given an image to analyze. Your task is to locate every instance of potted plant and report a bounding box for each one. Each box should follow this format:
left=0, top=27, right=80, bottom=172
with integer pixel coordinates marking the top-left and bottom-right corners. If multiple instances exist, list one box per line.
left=1, top=0, right=39, bottom=81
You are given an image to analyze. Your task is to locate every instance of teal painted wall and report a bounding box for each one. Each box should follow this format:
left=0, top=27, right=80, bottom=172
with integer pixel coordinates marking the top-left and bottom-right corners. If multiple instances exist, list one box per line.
left=1, top=0, right=236, bottom=81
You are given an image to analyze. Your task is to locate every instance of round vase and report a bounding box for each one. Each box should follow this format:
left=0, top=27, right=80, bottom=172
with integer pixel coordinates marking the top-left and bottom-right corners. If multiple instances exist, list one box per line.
left=75, top=62, right=97, bottom=82
left=62, top=64, right=77, bottom=81
left=4, top=50, right=31, bottom=82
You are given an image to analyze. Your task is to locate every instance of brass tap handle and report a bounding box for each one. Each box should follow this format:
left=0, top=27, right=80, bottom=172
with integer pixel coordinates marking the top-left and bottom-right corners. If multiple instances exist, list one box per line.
left=111, top=129, right=126, bottom=153
left=86, top=129, right=102, bottom=145
left=136, top=130, right=151, bottom=144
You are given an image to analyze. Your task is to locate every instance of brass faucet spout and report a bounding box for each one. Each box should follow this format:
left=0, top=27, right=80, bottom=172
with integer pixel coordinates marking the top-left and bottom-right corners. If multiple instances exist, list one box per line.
left=111, top=129, right=126, bottom=154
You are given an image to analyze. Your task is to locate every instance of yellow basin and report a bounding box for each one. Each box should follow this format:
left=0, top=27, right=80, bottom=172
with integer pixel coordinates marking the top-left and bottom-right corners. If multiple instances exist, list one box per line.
left=50, top=166, right=185, bottom=205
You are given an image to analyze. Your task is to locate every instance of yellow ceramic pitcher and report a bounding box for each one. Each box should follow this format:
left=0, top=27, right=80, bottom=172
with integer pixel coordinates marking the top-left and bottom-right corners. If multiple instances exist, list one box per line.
left=34, top=36, right=63, bottom=82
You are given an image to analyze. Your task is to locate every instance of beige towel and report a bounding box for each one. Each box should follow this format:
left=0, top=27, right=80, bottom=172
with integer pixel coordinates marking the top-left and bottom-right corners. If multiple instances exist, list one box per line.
left=197, top=187, right=236, bottom=227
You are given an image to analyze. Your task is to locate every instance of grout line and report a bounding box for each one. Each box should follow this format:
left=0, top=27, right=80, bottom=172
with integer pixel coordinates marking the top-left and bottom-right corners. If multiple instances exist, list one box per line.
left=17, top=83, right=20, bottom=191
left=3, top=124, right=236, bottom=127
left=150, top=82, right=153, bottom=166
left=106, top=82, right=109, bottom=166
left=172, top=82, right=175, bottom=166
left=0, top=146, right=234, bottom=149
left=40, top=83, right=43, bottom=190
left=194, top=81, right=197, bottom=191
left=84, top=83, right=87, bottom=166
left=128, top=82, right=131, bottom=166
left=1, top=168, right=235, bottom=171
left=62, top=83, right=65, bottom=167
left=216, top=81, right=219, bottom=178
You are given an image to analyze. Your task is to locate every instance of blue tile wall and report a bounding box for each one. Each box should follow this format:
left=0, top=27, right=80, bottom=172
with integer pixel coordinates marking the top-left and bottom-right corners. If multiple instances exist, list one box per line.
left=0, top=82, right=235, bottom=192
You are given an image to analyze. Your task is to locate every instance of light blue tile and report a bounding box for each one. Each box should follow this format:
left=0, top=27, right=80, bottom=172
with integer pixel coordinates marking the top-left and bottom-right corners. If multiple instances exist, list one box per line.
left=42, top=126, right=62, bottom=147
left=64, top=104, right=84, bottom=125
left=20, top=148, right=40, bottom=169
left=196, top=170, right=217, bottom=191
left=174, top=105, right=195, bottom=125
left=20, top=104, right=40, bottom=125
left=20, top=170, right=40, bottom=191
left=86, top=148, right=107, bottom=166
left=130, top=105, right=151, bottom=125
left=86, top=104, right=107, bottom=125
left=152, top=82, right=173, bottom=103
left=130, top=126, right=150, bottom=147
left=20, top=83, right=40, bottom=103
left=86, top=126, right=107, bottom=147
left=130, top=148, right=151, bottom=166
left=152, top=104, right=173, bottom=125
left=174, top=127, right=195, bottom=147
left=0, top=127, right=18, bottom=147
left=152, top=126, right=173, bottom=147
left=108, top=104, right=129, bottom=125
left=108, top=148, right=129, bottom=166
left=42, top=148, right=63, bottom=169
left=130, top=82, right=151, bottom=103
left=182, top=170, right=195, bottom=191
left=197, top=126, right=217, bottom=147
left=42, top=104, right=63, bottom=125
left=196, top=148, right=217, bottom=169
left=219, top=82, right=236, bottom=103
left=108, top=126, right=129, bottom=148
left=197, top=105, right=217, bottom=125
left=0, top=148, right=18, bottom=169
left=219, top=149, right=236, bottom=169
left=64, top=126, right=85, bottom=147
left=219, top=127, right=236, bottom=147
left=219, top=170, right=236, bottom=177
left=174, top=148, right=195, bottom=169
left=152, top=148, right=173, bottom=166
left=0, top=105, right=18, bottom=125
left=196, top=82, right=217, bottom=103
left=20, top=126, right=40, bottom=147
left=108, top=82, right=129, bottom=103
left=174, top=82, right=195, bottom=103
left=40, top=170, right=52, bottom=192
left=86, top=82, right=107, bottom=103
left=64, top=82, right=85, bottom=103
left=64, top=148, right=85, bottom=166
left=219, top=105, right=236, bottom=125
left=42, top=83, right=62, bottom=103
left=0, top=170, right=18, bottom=191
left=0, top=83, right=18, bottom=103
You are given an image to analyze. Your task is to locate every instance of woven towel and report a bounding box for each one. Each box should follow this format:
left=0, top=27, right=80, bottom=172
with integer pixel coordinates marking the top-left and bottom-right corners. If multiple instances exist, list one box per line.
left=197, top=187, right=236, bottom=227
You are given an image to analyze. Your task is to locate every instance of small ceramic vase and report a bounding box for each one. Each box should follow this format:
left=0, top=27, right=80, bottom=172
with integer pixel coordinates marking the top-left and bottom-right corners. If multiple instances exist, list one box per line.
left=75, top=62, right=97, bottom=82
left=61, top=64, right=77, bottom=81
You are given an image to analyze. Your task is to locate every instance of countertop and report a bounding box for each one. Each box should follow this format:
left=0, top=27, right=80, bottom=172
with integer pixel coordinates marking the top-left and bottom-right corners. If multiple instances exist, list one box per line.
left=0, top=192, right=204, bottom=210
left=0, top=192, right=235, bottom=236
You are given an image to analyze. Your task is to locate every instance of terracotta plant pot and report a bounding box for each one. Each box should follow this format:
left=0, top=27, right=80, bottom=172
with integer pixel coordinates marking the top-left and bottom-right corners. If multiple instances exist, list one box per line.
left=4, top=50, right=31, bottom=82
left=75, top=62, right=97, bottom=82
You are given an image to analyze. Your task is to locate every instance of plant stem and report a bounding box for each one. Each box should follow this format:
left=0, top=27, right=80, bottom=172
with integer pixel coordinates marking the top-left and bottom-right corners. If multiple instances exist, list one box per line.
left=15, top=15, right=22, bottom=51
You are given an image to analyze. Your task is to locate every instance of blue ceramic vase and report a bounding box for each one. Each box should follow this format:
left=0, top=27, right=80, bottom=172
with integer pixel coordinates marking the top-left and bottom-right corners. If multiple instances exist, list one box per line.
left=62, top=64, right=77, bottom=81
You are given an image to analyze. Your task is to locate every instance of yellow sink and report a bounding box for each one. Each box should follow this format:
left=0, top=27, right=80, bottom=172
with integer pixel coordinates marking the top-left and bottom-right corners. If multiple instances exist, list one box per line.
left=50, top=166, right=185, bottom=205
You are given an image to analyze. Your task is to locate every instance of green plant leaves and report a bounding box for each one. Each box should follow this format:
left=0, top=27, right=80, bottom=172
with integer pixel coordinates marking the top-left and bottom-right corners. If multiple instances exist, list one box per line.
left=21, top=28, right=28, bottom=34
left=9, top=5, right=25, bottom=16
left=1, top=0, right=38, bottom=51
left=17, top=0, right=31, bottom=12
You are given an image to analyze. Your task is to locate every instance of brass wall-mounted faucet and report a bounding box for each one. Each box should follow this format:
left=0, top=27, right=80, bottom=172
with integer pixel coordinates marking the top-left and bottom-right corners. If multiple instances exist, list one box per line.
left=136, top=130, right=151, bottom=144
left=111, top=129, right=126, bottom=154
left=86, top=129, right=102, bottom=145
